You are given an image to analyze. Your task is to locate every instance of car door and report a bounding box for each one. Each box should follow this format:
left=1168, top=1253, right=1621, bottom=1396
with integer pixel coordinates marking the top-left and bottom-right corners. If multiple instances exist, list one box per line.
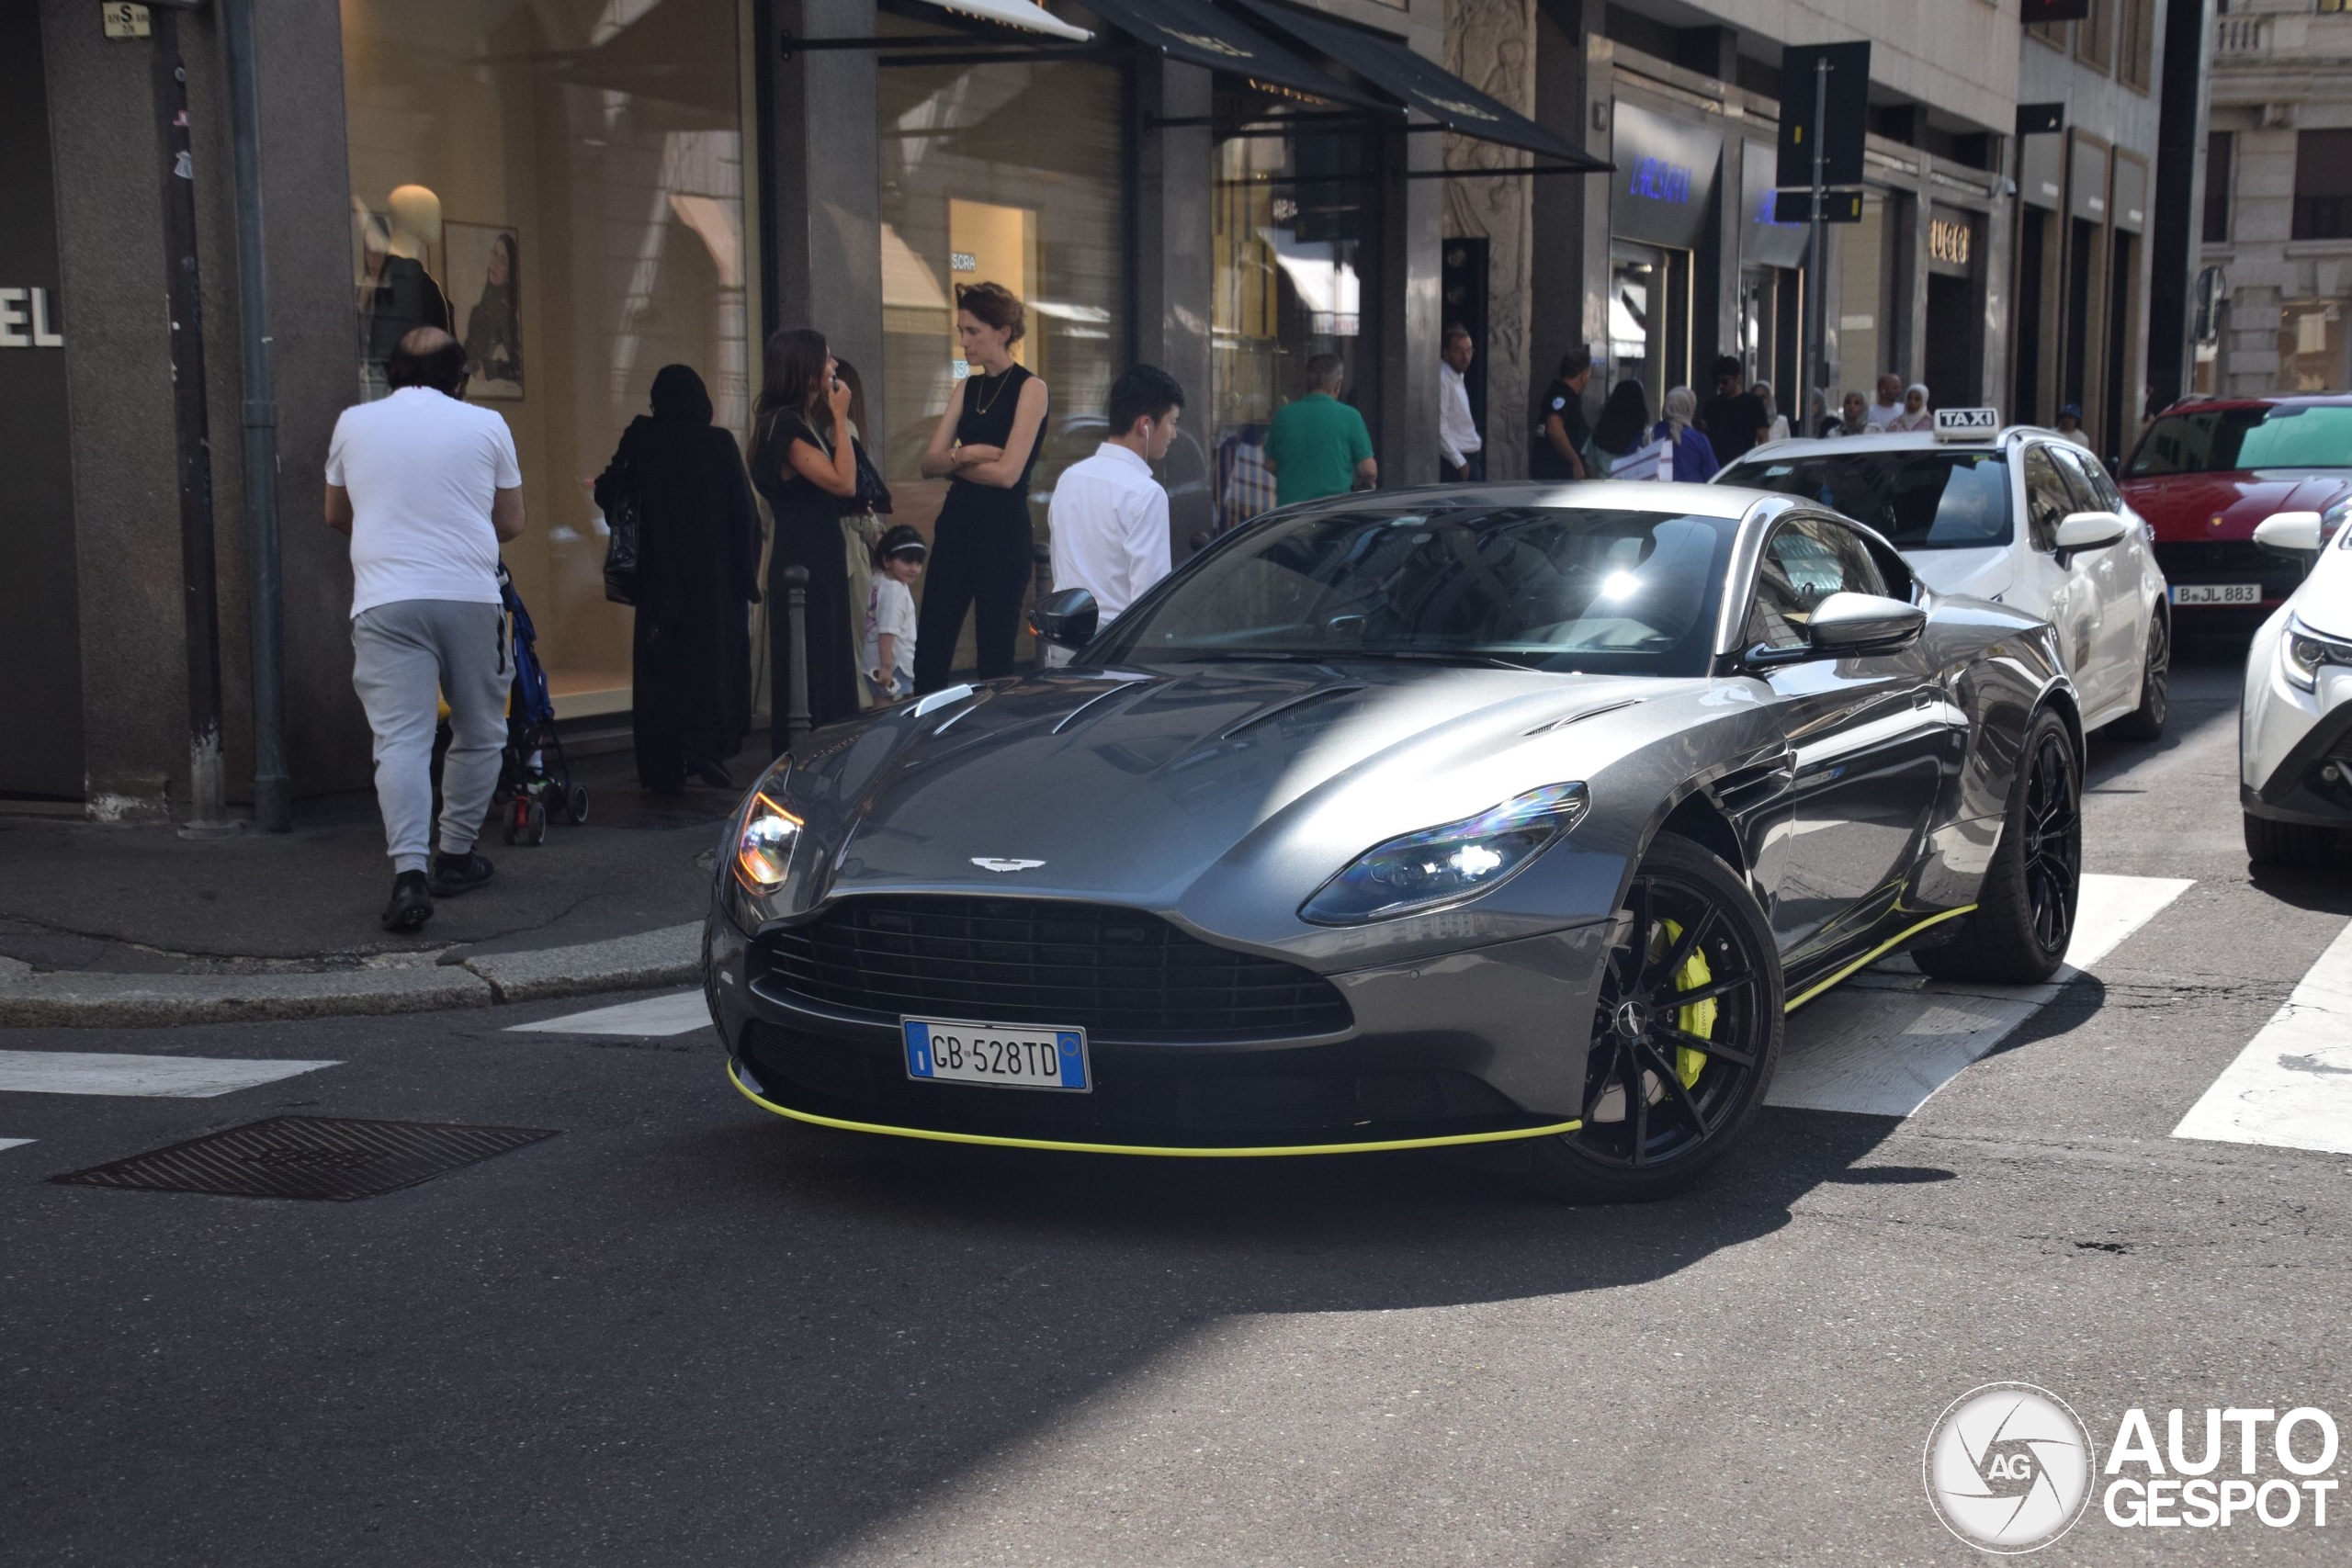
left=2012, top=443, right=2101, bottom=696
left=1745, top=515, right=1959, bottom=961
left=2047, top=441, right=2142, bottom=718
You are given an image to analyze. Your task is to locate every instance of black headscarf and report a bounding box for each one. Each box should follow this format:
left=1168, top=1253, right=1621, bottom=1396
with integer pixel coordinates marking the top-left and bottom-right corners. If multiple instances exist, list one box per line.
left=650, top=363, right=713, bottom=424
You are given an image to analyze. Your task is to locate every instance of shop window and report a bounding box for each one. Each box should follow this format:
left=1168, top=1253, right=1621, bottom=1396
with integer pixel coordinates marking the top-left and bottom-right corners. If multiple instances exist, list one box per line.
left=1833, top=197, right=1890, bottom=399
left=876, top=20, right=1127, bottom=559
left=2205, top=131, right=2233, bottom=243
left=2075, top=0, right=2116, bottom=73
left=1210, top=96, right=1379, bottom=533
left=2119, top=0, right=2154, bottom=92
left=2278, top=301, right=2347, bottom=392
left=341, top=0, right=752, bottom=717
left=2293, top=130, right=2352, bottom=240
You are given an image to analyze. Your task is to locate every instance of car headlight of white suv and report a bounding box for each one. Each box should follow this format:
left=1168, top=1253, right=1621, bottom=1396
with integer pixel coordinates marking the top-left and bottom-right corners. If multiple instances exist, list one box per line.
left=2283, top=615, right=2352, bottom=693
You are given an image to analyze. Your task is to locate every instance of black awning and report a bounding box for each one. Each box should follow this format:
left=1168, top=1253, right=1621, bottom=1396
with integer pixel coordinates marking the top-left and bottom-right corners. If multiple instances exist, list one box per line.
left=1231, top=0, right=1611, bottom=170
left=1071, top=0, right=1390, bottom=111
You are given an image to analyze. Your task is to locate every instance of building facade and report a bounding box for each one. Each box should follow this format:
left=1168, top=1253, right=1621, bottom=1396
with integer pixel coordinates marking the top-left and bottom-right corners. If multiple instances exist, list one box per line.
left=2199, top=0, right=2352, bottom=399
left=6, top=0, right=1573, bottom=817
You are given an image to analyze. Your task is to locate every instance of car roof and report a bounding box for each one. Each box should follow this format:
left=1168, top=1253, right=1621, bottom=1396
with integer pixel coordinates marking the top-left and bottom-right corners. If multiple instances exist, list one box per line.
left=2150, top=392, right=2352, bottom=414
left=1300, top=479, right=1764, bottom=521
left=1722, top=426, right=2061, bottom=467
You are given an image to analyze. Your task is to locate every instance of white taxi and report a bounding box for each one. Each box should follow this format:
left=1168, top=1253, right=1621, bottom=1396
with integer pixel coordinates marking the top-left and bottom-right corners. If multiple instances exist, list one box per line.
left=1716, top=410, right=2173, bottom=739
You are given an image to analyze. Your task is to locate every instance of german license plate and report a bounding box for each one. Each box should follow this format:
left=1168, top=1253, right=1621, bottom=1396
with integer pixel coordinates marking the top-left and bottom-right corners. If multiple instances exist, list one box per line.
left=903, top=1018, right=1090, bottom=1092
left=2171, top=583, right=2261, bottom=605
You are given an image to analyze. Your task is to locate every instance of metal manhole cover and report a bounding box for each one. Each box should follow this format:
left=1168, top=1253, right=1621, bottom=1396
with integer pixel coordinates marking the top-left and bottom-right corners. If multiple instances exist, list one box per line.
left=51, top=1115, right=560, bottom=1201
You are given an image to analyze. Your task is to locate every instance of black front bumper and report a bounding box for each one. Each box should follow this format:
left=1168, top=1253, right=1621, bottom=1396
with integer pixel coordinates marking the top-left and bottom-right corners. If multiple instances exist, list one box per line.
left=2245, top=701, right=2352, bottom=826
left=2154, top=540, right=2305, bottom=622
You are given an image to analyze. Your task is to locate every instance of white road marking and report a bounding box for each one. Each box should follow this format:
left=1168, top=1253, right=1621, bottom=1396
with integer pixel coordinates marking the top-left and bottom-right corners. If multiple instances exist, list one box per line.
left=507, top=989, right=711, bottom=1038
left=2173, top=918, right=2352, bottom=1157
left=0, top=1052, right=337, bottom=1100
left=0, top=1139, right=32, bottom=1153
left=1769, top=874, right=2194, bottom=1117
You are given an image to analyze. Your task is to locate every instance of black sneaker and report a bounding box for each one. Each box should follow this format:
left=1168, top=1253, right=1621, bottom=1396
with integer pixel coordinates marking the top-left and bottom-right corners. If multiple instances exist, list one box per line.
left=427, top=850, right=495, bottom=897
left=380, top=871, right=433, bottom=931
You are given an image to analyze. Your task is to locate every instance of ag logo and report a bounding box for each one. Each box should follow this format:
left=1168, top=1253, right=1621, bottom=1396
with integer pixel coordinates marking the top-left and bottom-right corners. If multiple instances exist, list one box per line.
left=1924, top=1383, right=2096, bottom=1553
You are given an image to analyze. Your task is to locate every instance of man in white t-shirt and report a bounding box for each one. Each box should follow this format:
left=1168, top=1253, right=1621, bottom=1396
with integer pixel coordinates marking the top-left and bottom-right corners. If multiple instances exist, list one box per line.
left=1866, top=372, right=1905, bottom=430
left=1045, top=365, right=1182, bottom=665
left=325, top=327, right=526, bottom=931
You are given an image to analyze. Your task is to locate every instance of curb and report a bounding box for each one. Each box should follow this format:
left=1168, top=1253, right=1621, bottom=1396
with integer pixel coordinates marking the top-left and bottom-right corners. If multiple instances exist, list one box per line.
left=0, top=922, right=703, bottom=1030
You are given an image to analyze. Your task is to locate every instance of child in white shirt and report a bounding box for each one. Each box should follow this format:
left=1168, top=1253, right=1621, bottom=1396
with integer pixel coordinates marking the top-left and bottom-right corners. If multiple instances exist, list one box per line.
left=862, top=525, right=926, bottom=703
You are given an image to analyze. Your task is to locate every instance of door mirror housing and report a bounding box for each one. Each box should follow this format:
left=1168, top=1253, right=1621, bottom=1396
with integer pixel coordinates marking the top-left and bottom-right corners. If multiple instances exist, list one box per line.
left=1028, top=587, right=1099, bottom=651
left=2254, top=510, right=2325, bottom=557
left=2052, top=510, right=2129, bottom=564
left=1807, top=591, right=1928, bottom=655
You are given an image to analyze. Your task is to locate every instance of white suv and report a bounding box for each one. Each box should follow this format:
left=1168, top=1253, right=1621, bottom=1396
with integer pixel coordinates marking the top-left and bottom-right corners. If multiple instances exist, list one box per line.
left=2241, top=506, right=2352, bottom=863
left=1716, top=423, right=2172, bottom=739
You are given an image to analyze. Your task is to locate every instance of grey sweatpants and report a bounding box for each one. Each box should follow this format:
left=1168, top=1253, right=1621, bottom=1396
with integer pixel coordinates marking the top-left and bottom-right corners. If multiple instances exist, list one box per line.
left=352, top=599, right=510, bottom=874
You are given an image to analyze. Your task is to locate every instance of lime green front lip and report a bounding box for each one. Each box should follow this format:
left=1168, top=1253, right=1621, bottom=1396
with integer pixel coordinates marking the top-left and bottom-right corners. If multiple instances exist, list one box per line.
left=727, top=1057, right=1581, bottom=1158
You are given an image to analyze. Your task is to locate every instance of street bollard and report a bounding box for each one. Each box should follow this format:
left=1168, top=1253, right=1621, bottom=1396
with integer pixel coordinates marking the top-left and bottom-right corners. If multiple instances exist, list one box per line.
left=783, top=564, right=811, bottom=753
left=1031, top=540, right=1053, bottom=669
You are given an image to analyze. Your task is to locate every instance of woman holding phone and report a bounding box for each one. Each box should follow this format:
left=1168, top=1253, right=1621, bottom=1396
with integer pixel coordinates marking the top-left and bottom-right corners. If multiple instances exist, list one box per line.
left=749, top=327, right=860, bottom=752
left=911, top=281, right=1049, bottom=693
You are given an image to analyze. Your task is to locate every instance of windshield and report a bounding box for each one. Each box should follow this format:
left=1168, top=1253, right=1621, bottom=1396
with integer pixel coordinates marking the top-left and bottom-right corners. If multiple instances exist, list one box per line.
left=2128, top=404, right=2352, bottom=476
left=1721, top=450, right=2012, bottom=549
left=1092, top=507, right=1736, bottom=677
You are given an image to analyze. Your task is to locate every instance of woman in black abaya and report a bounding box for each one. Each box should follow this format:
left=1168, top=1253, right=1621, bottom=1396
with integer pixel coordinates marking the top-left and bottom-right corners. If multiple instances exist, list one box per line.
left=594, top=364, right=761, bottom=794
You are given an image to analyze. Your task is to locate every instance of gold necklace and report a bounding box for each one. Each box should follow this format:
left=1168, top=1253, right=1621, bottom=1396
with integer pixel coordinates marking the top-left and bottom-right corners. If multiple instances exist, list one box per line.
left=968, top=364, right=1017, bottom=419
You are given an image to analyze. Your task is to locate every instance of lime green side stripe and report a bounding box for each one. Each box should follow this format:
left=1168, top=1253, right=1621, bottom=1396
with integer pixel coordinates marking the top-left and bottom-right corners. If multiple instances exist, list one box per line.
left=1782, top=905, right=1979, bottom=1013
left=727, top=1059, right=1581, bottom=1157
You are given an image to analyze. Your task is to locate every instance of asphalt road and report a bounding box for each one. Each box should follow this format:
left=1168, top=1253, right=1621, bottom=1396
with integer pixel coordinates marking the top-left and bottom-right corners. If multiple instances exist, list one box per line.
left=5, top=644, right=2349, bottom=1567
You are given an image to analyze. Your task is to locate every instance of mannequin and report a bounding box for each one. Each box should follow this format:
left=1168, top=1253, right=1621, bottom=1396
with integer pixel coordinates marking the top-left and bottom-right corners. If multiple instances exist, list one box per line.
left=359, top=185, right=450, bottom=395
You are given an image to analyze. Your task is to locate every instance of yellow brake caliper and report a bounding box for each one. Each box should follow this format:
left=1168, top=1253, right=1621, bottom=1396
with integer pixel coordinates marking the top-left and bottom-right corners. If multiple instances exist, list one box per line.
left=1656, top=918, right=1714, bottom=1089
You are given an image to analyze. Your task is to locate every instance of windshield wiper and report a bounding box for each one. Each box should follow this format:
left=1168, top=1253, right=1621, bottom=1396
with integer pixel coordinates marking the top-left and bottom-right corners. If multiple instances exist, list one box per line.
left=1173, top=649, right=1328, bottom=663
left=1332, top=648, right=1540, bottom=671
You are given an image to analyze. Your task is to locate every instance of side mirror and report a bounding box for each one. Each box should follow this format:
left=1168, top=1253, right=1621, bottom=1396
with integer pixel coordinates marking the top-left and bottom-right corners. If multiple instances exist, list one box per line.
left=1808, top=591, right=1928, bottom=655
left=2053, top=510, right=2129, bottom=562
left=1028, top=587, right=1098, bottom=651
left=2254, top=510, right=2325, bottom=557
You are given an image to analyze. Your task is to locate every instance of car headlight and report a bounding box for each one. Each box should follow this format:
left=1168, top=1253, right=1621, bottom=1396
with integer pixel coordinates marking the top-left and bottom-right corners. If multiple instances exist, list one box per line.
left=732, top=786, right=804, bottom=894
left=2284, top=615, right=2352, bottom=693
left=1301, top=784, right=1589, bottom=926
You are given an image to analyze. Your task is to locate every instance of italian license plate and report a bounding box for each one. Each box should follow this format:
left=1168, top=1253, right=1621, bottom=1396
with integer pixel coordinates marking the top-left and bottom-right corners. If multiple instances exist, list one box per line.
left=2171, top=583, right=2262, bottom=605
left=903, top=1018, right=1090, bottom=1092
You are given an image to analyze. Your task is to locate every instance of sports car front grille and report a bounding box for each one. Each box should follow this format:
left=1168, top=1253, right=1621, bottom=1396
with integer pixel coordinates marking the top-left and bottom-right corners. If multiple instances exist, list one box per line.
left=2154, top=539, right=2296, bottom=585
left=755, top=897, right=1353, bottom=1040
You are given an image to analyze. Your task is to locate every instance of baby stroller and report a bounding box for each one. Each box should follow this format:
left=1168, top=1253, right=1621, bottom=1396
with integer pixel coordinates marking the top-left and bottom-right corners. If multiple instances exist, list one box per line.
left=492, top=563, right=589, bottom=845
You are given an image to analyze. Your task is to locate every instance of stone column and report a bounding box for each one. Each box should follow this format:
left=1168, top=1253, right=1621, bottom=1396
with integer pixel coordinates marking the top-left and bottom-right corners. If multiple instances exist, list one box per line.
left=1443, top=0, right=1537, bottom=479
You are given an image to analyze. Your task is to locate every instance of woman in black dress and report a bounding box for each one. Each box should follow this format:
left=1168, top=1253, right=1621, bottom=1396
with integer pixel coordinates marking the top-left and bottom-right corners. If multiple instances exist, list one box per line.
left=749, top=328, right=860, bottom=755
left=912, top=281, right=1049, bottom=693
left=594, top=364, right=761, bottom=793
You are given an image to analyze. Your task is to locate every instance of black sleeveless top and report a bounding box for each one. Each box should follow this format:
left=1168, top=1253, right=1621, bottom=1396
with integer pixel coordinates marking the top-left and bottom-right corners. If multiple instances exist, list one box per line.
left=939, top=363, right=1044, bottom=532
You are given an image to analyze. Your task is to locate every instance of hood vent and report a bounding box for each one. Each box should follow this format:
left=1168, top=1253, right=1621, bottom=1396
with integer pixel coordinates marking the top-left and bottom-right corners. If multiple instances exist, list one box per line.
left=1522, top=697, right=1643, bottom=738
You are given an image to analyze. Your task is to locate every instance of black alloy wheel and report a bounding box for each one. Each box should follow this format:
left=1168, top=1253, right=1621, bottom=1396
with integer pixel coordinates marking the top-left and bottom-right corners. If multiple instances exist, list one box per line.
left=1521, top=834, right=1783, bottom=1202
left=2109, top=611, right=2169, bottom=741
left=1916, top=708, right=2082, bottom=984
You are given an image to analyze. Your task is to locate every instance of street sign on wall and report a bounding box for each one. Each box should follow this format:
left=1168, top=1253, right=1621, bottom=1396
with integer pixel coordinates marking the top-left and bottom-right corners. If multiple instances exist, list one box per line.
left=1776, top=42, right=1870, bottom=191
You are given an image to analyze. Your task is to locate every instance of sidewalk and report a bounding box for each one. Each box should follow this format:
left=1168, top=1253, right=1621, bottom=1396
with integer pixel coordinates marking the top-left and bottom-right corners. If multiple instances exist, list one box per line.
left=0, top=746, right=741, bottom=1028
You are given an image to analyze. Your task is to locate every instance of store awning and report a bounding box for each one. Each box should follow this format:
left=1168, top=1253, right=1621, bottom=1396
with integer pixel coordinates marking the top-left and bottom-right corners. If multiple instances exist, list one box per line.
left=1231, top=0, right=1611, bottom=170
left=1070, top=0, right=1387, bottom=110
left=899, top=0, right=1093, bottom=43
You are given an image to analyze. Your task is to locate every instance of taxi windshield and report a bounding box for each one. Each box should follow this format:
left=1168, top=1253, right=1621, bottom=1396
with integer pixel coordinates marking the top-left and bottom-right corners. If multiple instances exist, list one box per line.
left=1719, top=450, right=2013, bottom=549
left=2129, top=404, right=2352, bottom=476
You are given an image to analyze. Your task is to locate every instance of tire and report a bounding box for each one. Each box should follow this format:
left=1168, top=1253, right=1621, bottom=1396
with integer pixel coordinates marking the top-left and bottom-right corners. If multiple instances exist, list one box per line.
left=525, top=798, right=549, bottom=847
left=1916, top=708, right=2081, bottom=984
left=503, top=797, right=526, bottom=846
left=2244, top=810, right=2338, bottom=866
left=2107, top=610, right=2169, bottom=742
left=566, top=784, right=591, bottom=826
left=1519, top=834, right=1784, bottom=1203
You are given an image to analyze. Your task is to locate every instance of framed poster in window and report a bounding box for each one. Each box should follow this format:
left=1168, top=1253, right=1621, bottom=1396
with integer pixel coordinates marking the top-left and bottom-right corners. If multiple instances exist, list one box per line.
left=446, top=220, right=523, bottom=400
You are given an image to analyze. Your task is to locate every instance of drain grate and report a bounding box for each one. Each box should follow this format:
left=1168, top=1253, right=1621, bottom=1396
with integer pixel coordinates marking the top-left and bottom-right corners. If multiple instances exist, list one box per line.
left=52, top=1115, right=560, bottom=1201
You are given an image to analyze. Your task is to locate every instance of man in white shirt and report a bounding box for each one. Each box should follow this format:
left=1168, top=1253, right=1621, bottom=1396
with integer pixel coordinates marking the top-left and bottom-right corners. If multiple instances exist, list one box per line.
left=324, top=327, right=526, bottom=931
left=1438, top=324, right=1483, bottom=482
left=1046, top=365, right=1183, bottom=665
left=1866, top=372, right=1905, bottom=430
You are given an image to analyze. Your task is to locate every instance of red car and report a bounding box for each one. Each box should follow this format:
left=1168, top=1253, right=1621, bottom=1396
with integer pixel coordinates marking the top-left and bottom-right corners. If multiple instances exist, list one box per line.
left=2120, top=395, right=2352, bottom=625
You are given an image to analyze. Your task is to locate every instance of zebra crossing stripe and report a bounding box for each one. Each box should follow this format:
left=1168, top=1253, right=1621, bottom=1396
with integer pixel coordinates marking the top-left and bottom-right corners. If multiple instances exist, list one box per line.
left=2173, top=918, right=2352, bottom=1158
left=0, top=1051, right=337, bottom=1099
left=1769, top=874, right=2194, bottom=1118
left=507, top=989, right=711, bottom=1038
left=0, top=1139, right=32, bottom=1153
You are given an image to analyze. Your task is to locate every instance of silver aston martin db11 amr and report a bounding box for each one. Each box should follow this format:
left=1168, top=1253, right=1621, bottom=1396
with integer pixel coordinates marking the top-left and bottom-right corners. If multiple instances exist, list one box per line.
left=705, top=481, right=2084, bottom=1200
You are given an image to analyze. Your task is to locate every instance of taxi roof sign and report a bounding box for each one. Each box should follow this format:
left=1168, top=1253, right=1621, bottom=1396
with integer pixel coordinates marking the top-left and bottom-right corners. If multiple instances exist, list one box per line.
left=1933, top=407, right=2000, bottom=442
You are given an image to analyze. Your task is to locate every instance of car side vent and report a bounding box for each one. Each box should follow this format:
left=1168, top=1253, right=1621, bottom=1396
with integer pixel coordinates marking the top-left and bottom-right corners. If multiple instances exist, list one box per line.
left=1713, top=754, right=1797, bottom=816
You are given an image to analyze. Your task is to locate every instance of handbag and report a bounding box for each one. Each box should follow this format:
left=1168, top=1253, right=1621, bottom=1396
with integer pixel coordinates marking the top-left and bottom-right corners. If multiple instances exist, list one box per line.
left=601, top=458, right=640, bottom=604
left=845, top=435, right=893, bottom=517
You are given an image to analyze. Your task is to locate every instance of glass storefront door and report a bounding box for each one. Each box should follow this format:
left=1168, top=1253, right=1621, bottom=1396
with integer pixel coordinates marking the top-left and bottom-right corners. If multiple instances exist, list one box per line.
left=1835, top=196, right=1889, bottom=398
left=340, top=0, right=752, bottom=717
left=1210, top=99, right=1381, bottom=533
left=1609, top=241, right=1687, bottom=422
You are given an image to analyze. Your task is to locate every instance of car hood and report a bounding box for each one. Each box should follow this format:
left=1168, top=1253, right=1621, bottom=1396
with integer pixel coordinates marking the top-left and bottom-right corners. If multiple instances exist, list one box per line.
left=2289, top=544, right=2352, bottom=640
left=2120, top=470, right=2352, bottom=541
left=763, top=663, right=1749, bottom=960
left=1901, top=546, right=2011, bottom=604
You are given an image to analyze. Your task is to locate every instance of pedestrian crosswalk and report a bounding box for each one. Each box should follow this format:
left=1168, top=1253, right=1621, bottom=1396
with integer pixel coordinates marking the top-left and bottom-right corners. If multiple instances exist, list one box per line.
left=1770, top=874, right=2195, bottom=1117
left=508, top=989, right=710, bottom=1038
left=0, top=1138, right=32, bottom=1154
left=2173, top=917, right=2352, bottom=1158
left=0, top=1051, right=338, bottom=1099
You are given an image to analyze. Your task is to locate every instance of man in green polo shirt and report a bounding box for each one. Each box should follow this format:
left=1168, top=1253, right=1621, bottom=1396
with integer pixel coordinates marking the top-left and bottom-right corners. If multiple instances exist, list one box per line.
left=1262, top=354, right=1376, bottom=507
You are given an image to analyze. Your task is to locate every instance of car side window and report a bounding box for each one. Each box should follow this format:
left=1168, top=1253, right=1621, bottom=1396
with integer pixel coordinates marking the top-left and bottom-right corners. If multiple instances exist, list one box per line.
left=2046, top=444, right=2112, bottom=516
left=1746, top=517, right=1890, bottom=649
left=2019, top=444, right=2074, bottom=553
